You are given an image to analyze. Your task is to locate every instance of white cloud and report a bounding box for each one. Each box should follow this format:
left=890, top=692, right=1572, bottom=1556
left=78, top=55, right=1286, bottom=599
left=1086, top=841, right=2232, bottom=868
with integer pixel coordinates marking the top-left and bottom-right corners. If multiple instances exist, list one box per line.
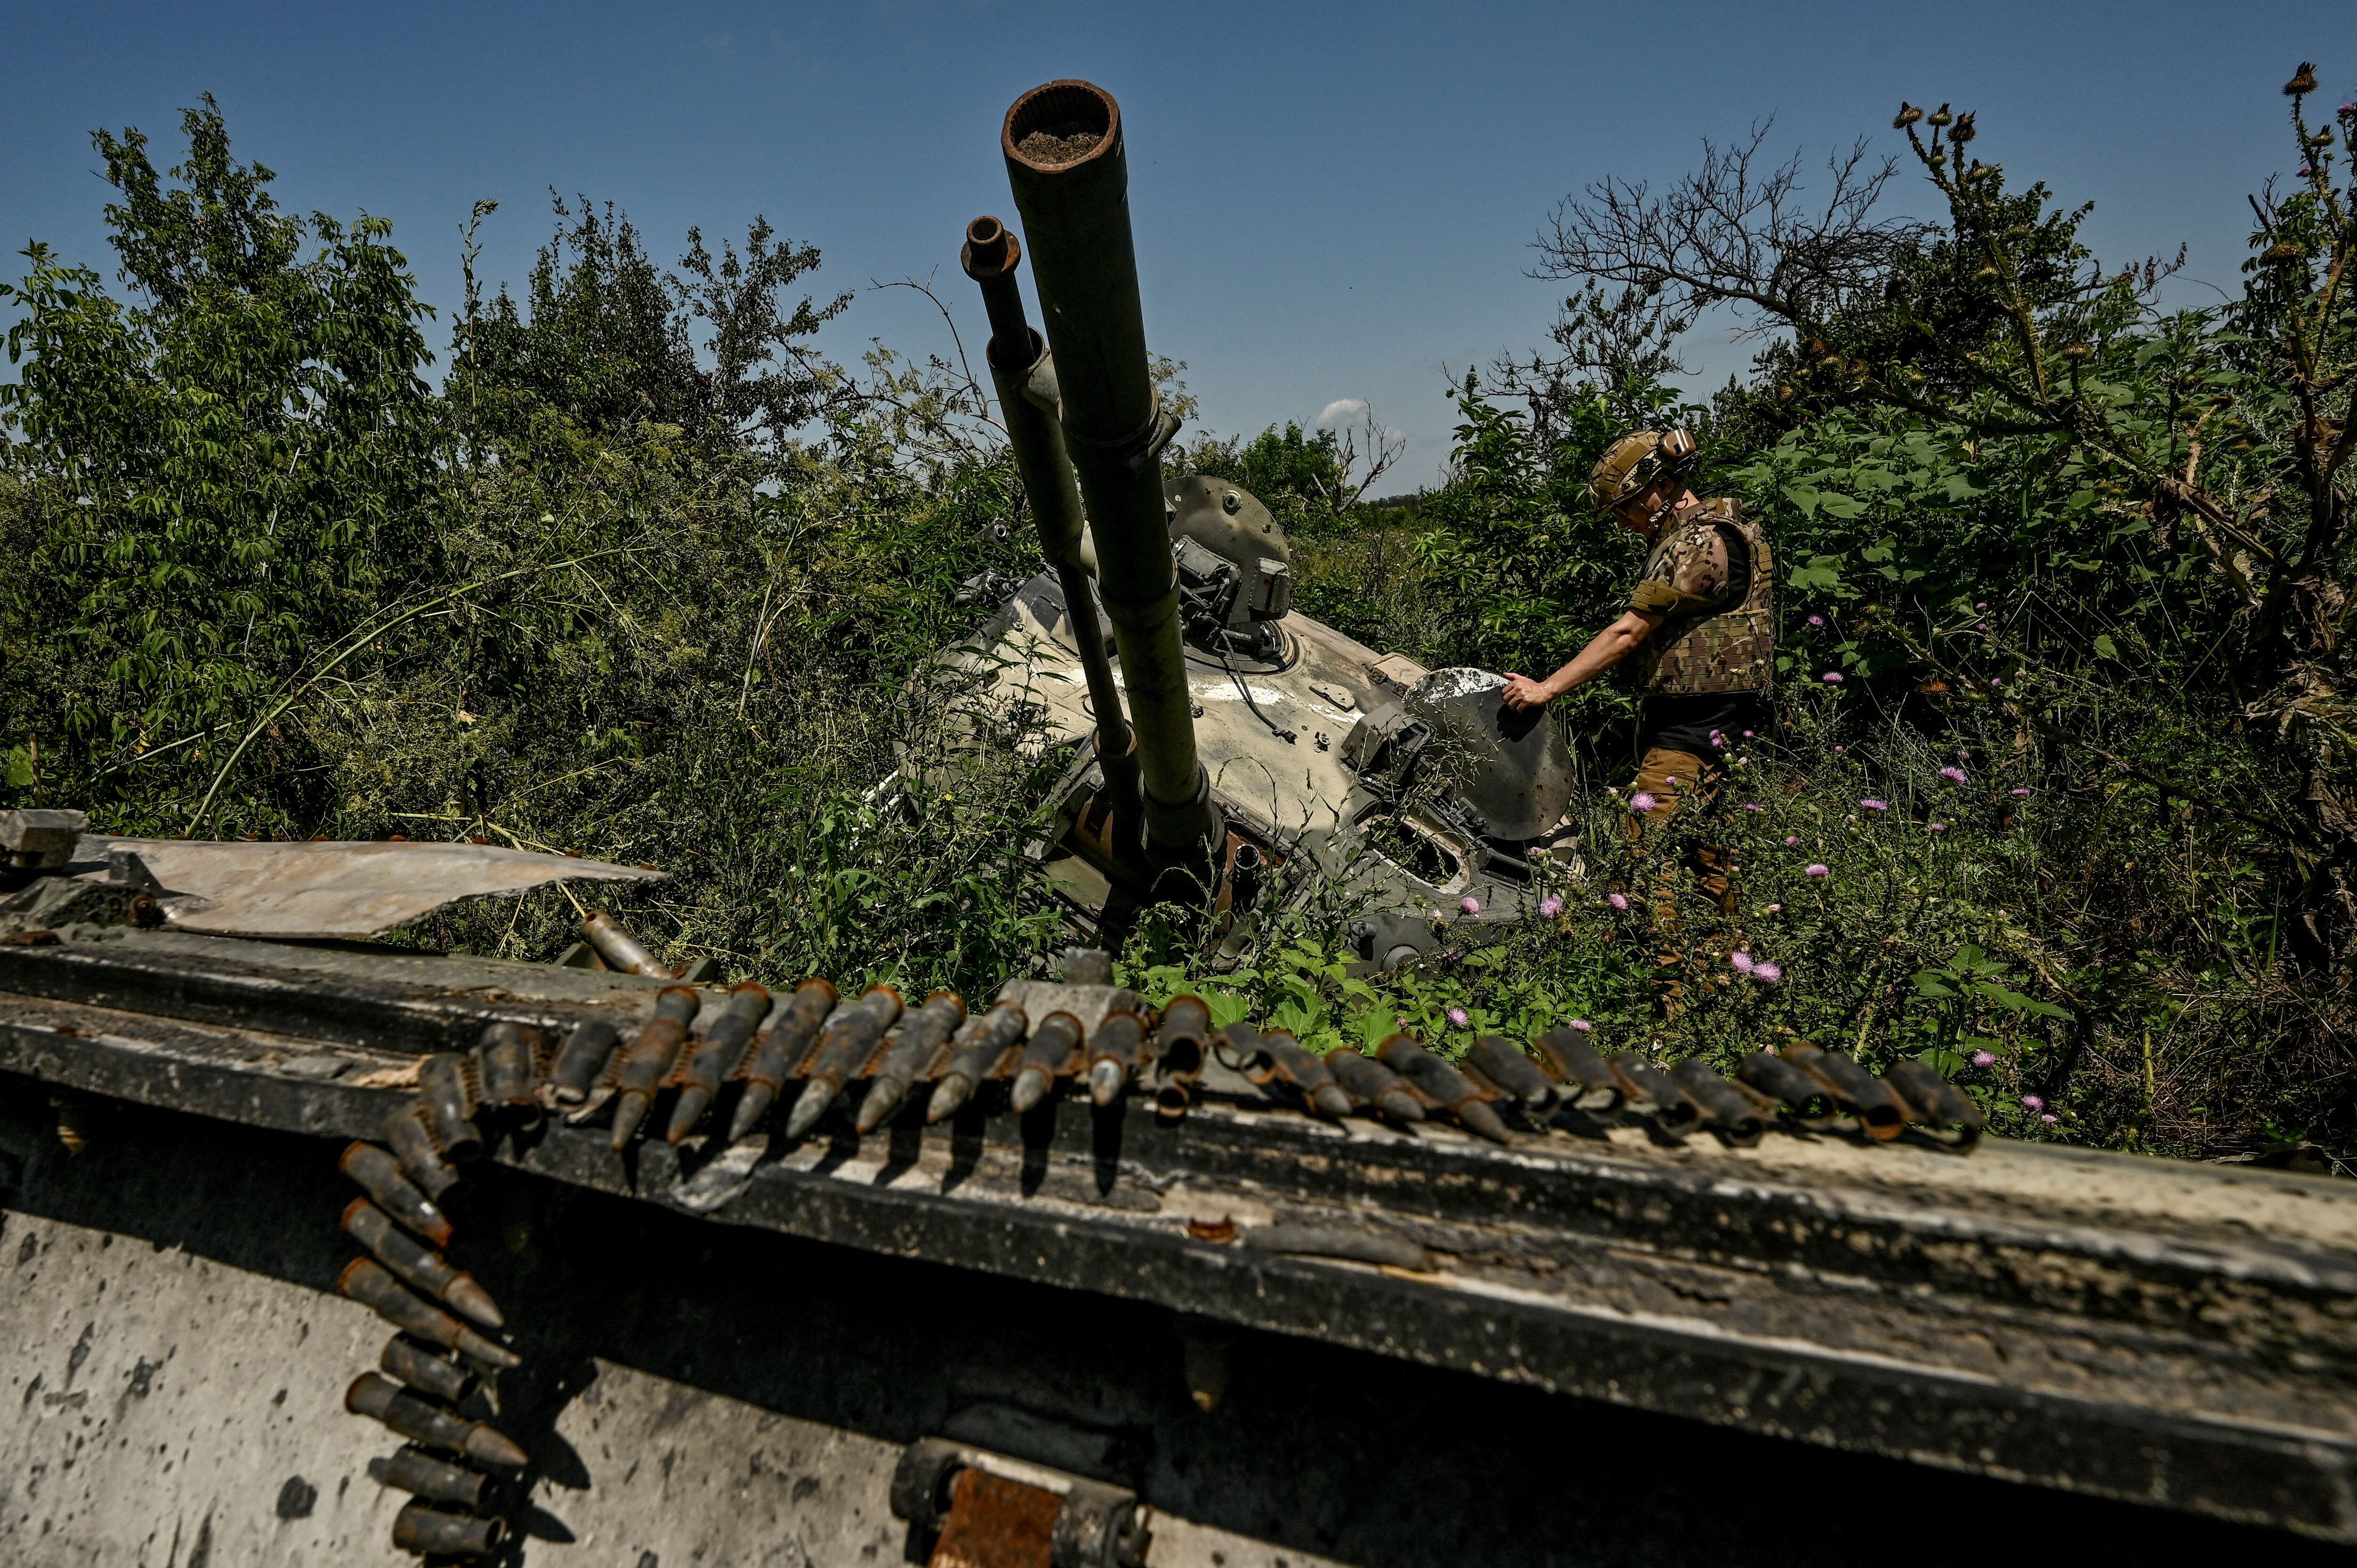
left=1314, top=398, right=1368, bottom=429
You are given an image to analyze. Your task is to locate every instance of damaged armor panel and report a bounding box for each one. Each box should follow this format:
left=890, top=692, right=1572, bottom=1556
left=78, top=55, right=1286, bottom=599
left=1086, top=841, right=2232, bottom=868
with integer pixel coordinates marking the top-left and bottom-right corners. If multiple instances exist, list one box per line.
left=1625, top=499, right=1776, bottom=697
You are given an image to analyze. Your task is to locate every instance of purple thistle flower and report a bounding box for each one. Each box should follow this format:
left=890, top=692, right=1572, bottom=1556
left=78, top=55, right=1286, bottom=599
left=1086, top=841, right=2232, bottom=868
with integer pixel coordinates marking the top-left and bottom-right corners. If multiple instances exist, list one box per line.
left=1821, top=671, right=1844, bottom=684
left=1730, top=950, right=1756, bottom=972
left=1539, top=895, right=1564, bottom=918
left=1629, top=792, right=1658, bottom=812
left=1568, top=1018, right=1593, bottom=1033
left=1938, top=766, right=1968, bottom=785
left=1805, top=862, right=1830, bottom=878
left=1989, top=676, right=2003, bottom=687
left=2040, top=1113, right=2059, bottom=1125
left=1766, top=902, right=1782, bottom=913
left=1970, top=1050, right=1996, bottom=1067
left=1528, top=846, right=1545, bottom=859
left=1711, top=734, right=1726, bottom=748
left=1608, top=892, right=1630, bottom=911
left=2341, top=103, right=2355, bottom=114
left=1664, top=775, right=1679, bottom=785
left=1860, top=798, right=1888, bottom=812
left=1741, top=802, right=1764, bottom=812
left=1808, top=614, right=1825, bottom=627
left=1446, top=1007, right=1470, bottom=1028
left=1751, top=961, right=1783, bottom=984
left=1928, top=821, right=1947, bottom=833
left=1460, top=896, right=1482, bottom=915
left=2020, top=1094, right=2044, bottom=1112
left=2010, top=787, right=2031, bottom=796
left=1975, top=601, right=1987, bottom=611
left=1785, top=835, right=1801, bottom=847
left=2298, top=165, right=2314, bottom=177
left=1742, top=729, right=1755, bottom=738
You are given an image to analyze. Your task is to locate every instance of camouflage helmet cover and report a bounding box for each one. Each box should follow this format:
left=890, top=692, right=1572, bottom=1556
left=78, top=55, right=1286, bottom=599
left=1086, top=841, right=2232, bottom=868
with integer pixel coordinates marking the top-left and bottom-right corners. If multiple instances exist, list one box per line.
left=1587, top=428, right=1700, bottom=514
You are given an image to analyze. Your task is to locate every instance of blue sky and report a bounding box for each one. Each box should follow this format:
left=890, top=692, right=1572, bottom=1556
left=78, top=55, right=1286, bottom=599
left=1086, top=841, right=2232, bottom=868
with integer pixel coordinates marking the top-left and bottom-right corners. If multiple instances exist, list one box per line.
left=4, top=1, right=2349, bottom=484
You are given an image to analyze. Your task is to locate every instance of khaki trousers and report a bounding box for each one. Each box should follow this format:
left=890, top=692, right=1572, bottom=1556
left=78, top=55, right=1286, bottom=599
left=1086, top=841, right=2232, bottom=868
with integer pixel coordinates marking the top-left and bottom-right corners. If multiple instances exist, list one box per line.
left=1620, top=747, right=1735, bottom=1008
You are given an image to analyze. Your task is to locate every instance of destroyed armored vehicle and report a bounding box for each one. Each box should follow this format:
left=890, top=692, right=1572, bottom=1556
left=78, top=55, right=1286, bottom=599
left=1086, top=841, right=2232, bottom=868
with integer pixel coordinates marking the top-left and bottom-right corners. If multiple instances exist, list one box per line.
left=944, top=139, right=1574, bottom=969
left=4, top=76, right=2355, bottom=1568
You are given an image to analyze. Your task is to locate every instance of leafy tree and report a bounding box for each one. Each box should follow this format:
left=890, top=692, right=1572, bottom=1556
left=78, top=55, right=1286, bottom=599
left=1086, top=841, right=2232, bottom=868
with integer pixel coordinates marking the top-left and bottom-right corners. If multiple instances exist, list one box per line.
left=0, top=96, right=437, bottom=812
left=1530, top=72, right=2357, bottom=961
left=457, top=195, right=848, bottom=459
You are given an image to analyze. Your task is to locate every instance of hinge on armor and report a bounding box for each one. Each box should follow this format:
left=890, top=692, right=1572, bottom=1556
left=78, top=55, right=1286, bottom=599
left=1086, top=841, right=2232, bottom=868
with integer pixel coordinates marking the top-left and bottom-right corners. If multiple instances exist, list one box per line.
left=891, top=1437, right=1150, bottom=1568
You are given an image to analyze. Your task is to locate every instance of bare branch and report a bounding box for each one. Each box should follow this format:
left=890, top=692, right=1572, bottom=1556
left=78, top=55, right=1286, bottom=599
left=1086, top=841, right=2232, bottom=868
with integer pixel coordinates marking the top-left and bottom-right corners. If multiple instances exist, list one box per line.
left=1532, top=119, right=1927, bottom=334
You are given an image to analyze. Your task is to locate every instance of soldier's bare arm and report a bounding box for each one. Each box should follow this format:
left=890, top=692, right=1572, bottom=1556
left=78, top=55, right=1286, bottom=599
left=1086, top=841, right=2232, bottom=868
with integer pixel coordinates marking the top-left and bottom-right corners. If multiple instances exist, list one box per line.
left=1501, top=607, right=1665, bottom=709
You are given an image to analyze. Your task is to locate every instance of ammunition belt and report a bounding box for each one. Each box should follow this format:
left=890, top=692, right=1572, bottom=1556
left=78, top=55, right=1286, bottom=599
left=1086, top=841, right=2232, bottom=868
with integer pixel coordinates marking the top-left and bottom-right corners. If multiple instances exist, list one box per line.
left=333, top=950, right=1979, bottom=1558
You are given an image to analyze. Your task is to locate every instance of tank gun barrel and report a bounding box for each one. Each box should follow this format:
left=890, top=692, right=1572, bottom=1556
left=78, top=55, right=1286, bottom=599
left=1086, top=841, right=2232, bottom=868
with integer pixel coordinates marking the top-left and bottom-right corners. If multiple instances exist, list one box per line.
left=1000, top=81, right=1223, bottom=887
left=961, top=214, right=1144, bottom=871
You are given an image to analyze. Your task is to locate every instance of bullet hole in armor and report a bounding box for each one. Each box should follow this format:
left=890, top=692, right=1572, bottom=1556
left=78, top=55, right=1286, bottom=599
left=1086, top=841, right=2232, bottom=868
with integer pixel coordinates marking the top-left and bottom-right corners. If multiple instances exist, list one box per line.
left=275, top=1475, right=318, bottom=1519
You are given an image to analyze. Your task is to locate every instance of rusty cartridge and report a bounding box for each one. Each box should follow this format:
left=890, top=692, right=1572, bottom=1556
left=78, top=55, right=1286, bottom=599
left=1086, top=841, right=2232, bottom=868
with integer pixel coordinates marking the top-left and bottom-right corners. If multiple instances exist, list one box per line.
left=343, top=1199, right=504, bottom=1330
left=381, top=1335, right=479, bottom=1405
left=1379, top=1034, right=1510, bottom=1143
left=1532, top=1027, right=1623, bottom=1111
left=392, top=1498, right=505, bottom=1557
left=474, top=1021, right=543, bottom=1124
left=784, top=986, right=905, bottom=1139
left=579, top=909, right=672, bottom=977
left=856, top=992, right=968, bottom=1133
left=382, top=1105, right=461, bottom=1200
left=925, top=1001, right=1029, bottom=1122
left=1784, top=1043, right=1905, bottom=1139
left=1324, top=1049, right=1425, bottom=1125
left=415, top=1054, right=482, bottom=1163
left=668, top=981, right=775, bottom=1143
left=1884, top=1060, right=1986, bottom=1149
left=1087, top=1010, right=1148, bottom=1108
left=338, top=1259, right=519, bottom=1370
left=548, top=1018, right=622, bottom=1106
left=1149, top=996, right=1212, bottom=1121
left=609, top=985, right=702, bottom=1149
left=1736, top=1049, right=1838, bottom=1122
left=368, top=1445, right=489, bottom=1510
left=1009, top=1011, right=1084, bottom=1114
left=728, top=979, right=839, bottom=1140
left=1464, top=1036, right=1561, bottom=1116
left=345, top=1372, right=527, bottom=1469
left=1217, top=1020, right=1274, bottom=1078
left=1607, top=1053, right=1700, bottom=1133
left=1249, top=1031, right=1354, bottom=1119
left=1668, top=1059, right=1765, bottom=1146
left=339, top=1142, right=453, bottom=1248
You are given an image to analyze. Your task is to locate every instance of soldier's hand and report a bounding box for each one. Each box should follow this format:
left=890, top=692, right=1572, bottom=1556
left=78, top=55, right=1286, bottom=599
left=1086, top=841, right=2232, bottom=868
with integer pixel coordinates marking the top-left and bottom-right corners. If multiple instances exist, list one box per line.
left=1500, top=673, right=1553, bottom=711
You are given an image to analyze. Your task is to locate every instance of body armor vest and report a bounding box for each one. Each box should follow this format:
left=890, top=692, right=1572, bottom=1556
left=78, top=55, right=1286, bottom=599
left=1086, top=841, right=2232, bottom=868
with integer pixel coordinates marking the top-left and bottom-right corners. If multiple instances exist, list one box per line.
left=1627, top=499, right=1775, bottom=697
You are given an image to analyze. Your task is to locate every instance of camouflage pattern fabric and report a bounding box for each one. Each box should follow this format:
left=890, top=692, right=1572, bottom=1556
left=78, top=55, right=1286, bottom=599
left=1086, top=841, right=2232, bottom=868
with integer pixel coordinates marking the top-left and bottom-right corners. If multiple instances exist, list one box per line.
left=1624, top=499, right=1775, bottom=698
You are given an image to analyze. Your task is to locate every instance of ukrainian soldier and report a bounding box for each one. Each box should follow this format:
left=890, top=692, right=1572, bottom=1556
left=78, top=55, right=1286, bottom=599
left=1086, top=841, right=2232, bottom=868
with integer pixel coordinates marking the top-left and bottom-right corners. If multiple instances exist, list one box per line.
left=1500, top=428, right=1774, bottom=934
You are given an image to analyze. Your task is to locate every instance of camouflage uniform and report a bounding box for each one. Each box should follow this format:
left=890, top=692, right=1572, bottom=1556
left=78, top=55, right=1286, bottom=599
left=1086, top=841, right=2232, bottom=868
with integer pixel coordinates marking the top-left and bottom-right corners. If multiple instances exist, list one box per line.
left=1619, top=496, right=1775, bottom=999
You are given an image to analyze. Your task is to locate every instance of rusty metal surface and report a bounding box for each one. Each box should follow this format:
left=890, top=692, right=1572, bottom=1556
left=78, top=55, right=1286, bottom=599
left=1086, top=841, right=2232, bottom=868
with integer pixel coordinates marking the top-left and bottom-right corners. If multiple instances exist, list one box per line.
left=931, top=1466, right=1063, bottom=1568
left=49, top=835, right=659, bottom=940
left=3, top=931, right=2357, bottom=1538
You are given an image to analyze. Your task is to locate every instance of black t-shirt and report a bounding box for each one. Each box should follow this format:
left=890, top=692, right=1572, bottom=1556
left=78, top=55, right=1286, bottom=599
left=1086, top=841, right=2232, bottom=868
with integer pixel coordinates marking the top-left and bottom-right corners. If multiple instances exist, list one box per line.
left=1637, top=690, right=1770, bottom=759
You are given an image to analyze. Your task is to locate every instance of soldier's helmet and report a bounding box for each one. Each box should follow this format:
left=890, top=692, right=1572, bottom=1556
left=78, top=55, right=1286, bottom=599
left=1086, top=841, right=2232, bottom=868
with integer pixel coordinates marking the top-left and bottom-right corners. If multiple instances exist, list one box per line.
left=1586, top=429, right=1700, bottom=514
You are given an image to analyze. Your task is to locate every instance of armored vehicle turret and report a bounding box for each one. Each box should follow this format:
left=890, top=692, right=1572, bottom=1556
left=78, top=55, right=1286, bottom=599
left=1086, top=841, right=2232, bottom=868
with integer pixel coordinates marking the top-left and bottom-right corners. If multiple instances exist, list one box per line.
left=944, top=82, right=1574, bottom=969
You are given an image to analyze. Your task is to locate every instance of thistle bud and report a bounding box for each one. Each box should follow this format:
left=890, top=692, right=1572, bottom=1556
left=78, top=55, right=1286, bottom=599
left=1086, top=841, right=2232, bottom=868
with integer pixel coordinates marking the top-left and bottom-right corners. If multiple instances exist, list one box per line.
left=1894, top=102, right=1922, bottom=128
left=2058, top=342, right=2092, bottom=362
left=1928, top=104, right=1953, bottom=127
left=2284, top=63, right=2318, bottom=97
left=1974, top=263, right=2001, bottom=281
left=1952, top=113, right=1976, bottom=144
left=2264, top=242, right=2305, bottom=265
